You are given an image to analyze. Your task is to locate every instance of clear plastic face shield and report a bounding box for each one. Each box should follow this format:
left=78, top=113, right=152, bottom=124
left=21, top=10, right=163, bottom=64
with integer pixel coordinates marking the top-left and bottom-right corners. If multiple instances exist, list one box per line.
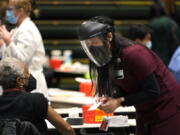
left=80, top=36, right=112, bottom=67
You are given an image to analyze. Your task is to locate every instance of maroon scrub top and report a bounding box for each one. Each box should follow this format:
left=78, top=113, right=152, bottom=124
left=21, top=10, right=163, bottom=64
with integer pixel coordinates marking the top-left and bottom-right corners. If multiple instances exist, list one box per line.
left=116, top=44, right=180, bottom=135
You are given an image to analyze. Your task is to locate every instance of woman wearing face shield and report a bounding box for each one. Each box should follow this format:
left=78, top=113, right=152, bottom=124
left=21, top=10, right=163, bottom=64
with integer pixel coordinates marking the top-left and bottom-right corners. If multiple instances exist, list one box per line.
left=78, top=16, right=180, bottom=135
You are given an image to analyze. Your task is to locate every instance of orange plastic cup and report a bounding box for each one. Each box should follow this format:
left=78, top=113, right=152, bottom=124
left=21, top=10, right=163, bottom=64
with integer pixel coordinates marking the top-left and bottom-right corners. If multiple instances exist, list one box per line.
left=49, top=58, right=62, bottom=69
left=80, top=82, right=94, bottom=97
left=82, top=105, right=114, bottom=124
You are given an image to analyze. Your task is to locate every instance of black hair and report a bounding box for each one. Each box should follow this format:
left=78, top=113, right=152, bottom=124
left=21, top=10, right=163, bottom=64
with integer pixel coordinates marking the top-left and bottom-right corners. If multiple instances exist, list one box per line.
left=128, top=24, right=152, bottom=40
left=0, top=2, right=6, bottom=25
left=150, top=0, right=167, bottom=18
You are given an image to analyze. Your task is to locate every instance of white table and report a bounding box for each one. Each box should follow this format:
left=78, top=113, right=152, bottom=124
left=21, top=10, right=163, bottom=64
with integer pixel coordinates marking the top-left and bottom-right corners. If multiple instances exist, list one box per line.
left=54, top=106, right=135, bottom=115
left=48, top=88, right=94, bottom=108
left=48, top=88, right=136, bottom=113
left=46, top=119, right=133, bottom=129
left=48, top=88, right=136, bottom=134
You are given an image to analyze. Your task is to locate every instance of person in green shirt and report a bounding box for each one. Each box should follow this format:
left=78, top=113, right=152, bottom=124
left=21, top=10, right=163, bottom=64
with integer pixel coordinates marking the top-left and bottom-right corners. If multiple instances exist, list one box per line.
left=148, top=0, right=180, bottom=65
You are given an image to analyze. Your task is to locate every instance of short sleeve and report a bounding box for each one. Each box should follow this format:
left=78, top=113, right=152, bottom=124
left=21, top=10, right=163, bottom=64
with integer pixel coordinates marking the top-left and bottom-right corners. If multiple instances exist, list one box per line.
left=168, top=46, right=180, bottom=72
left=27, top=93, right=48, bottom=120
left=124, top=45, right=157, bottom=81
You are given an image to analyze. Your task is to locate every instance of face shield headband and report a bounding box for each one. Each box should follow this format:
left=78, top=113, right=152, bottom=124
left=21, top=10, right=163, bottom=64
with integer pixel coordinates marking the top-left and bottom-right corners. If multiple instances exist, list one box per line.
left=80, top=35, right=112, bottom=67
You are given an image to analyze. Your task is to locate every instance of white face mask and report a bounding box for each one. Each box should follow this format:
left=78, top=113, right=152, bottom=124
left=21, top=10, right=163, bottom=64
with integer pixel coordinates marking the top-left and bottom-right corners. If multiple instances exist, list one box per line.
left=145, top=41, right=152, bottom=49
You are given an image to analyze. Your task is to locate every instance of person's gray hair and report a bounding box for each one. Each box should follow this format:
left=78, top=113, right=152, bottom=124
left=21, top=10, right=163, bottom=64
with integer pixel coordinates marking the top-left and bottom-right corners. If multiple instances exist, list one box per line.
left=0, top=57, right=24, bottom=89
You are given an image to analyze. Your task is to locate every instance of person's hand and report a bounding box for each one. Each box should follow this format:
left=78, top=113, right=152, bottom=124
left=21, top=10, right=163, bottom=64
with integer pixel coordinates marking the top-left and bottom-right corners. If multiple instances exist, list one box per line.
left=0, top=25, right=12, bottom=45
left=98, top=97, right=123, bottom=114
left=95, top=96, right=109, bottom=104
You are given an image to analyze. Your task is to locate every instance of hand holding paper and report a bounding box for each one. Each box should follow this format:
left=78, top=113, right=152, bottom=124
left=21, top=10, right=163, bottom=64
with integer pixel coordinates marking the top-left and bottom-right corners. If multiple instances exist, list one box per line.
left=88, top=102, right=102, bottom=111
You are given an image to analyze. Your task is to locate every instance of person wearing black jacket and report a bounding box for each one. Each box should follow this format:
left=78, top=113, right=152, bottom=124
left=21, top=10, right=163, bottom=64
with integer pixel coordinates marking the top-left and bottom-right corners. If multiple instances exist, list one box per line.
left=0, top=57, right=76, bottom=135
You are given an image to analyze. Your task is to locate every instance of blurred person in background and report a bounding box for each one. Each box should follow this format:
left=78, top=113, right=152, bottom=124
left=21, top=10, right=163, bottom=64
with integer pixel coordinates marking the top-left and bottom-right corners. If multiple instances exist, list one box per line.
left=0, top=0, right=48, bottom=97
left=154, top=0, right=180, bottom=24
left=150, top=0, right=178, bottom=21
left=78, top=16, right=180, bottom=135
left=0, top=57, right=76, bottom=135
left=128, top=24, right=153, bottom=49
left=0, top=1, right=6, bottom=24
left=0, top=1, right=6, bottom=56
left=150, top=0, right=166, bottom=18
left=168, top=45, right=180, bottom=84
left=149, top=0, right=180, bottom=65
left=30, top=0, right=40, bottom=19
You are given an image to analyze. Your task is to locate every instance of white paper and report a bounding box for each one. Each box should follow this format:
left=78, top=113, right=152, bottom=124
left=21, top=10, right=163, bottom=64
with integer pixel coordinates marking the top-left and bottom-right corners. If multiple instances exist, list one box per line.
left=109, top=115, right=128, bottom=127
left=88, top=102, right=102, bottom=111
left=68, top=107, right=80, bottom=118
left=0, top=86, right=3, bottom=96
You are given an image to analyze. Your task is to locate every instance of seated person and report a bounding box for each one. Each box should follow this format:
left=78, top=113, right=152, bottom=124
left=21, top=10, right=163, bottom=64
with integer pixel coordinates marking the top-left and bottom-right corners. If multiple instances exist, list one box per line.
left=0, top=57, right=76, bottom=135
left=128, top=24, right=153, bottom=49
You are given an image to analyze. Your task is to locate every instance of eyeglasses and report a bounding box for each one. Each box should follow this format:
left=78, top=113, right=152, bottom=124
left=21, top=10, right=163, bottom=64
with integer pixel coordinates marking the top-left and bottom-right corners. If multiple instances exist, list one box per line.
left=6, top=6, right=21, bottom=11
left=20, top=76, right=29, bottom=80
left=21, top=77, right=29, bottom=81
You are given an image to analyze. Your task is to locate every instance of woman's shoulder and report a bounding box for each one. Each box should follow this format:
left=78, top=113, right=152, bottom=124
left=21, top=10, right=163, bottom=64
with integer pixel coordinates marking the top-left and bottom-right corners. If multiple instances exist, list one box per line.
left=123, top=44, right=146, bottom=55
left=19, top=18, right=38, bottom=32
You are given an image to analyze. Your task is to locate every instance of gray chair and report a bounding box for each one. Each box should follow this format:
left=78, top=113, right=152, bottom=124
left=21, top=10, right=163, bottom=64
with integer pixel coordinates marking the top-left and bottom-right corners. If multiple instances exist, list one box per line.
left=0, top=119, right=41, bottom=135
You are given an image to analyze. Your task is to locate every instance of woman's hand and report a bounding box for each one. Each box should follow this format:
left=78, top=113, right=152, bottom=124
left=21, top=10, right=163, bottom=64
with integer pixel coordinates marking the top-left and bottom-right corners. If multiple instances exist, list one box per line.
left=95, top=97, right=109, bottom=104
left=0, top=25, right=12, bottom=45
left=98, top=97, right=123, bottom=114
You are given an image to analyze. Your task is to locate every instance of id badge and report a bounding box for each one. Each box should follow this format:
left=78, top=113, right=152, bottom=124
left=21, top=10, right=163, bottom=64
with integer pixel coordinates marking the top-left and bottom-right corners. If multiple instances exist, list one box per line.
left=99, top=117, right=110, bottom=131
left=117, top=69, right=124, bottom=79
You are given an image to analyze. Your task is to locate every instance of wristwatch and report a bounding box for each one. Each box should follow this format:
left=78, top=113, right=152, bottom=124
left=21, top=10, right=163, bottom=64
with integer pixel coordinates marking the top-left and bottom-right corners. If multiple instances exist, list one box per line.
left=120, top=97, right=125, bottom=102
